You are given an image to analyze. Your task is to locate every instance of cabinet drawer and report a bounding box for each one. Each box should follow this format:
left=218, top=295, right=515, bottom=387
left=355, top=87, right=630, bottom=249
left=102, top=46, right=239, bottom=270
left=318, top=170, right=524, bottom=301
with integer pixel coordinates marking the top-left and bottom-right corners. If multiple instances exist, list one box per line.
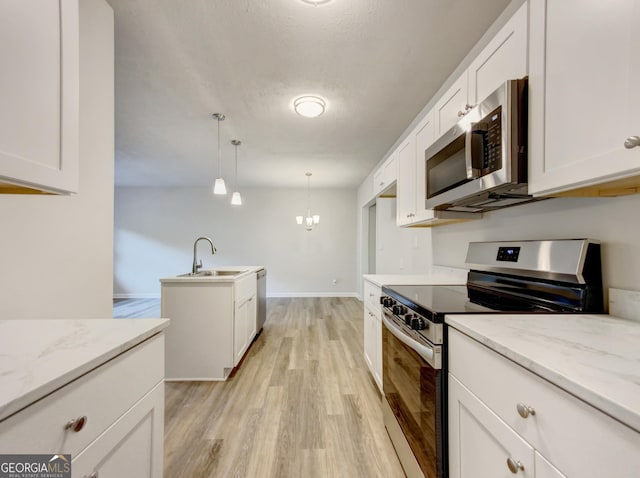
left=0, top=334, right=164, bottom=457
left=448, top=328, right=640, bottom=477
left=363, top=280, right=381, bottom=309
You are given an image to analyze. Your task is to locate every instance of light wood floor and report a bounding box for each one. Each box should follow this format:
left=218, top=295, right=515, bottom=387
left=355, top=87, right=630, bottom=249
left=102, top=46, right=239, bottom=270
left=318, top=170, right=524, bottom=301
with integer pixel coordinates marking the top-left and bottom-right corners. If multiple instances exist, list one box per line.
left=114, top=297, right=405, bottom=478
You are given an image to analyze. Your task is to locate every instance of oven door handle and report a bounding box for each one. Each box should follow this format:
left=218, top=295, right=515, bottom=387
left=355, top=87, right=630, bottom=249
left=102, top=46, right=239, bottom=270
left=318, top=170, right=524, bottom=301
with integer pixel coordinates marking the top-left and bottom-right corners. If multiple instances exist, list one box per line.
left=382, top=310, right=440, bottom=369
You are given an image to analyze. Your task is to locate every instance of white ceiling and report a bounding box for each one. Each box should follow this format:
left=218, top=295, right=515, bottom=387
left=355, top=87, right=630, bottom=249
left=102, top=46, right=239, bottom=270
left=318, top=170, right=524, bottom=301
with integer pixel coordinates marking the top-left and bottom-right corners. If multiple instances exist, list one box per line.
left=107, top=0, right=511, bottom=189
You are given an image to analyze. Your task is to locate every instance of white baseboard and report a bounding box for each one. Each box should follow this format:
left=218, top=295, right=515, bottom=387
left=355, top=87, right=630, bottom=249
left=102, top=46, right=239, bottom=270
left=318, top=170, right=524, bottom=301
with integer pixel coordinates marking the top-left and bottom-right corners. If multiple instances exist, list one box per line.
left=114, top=292, right=360, bottom=299
left=113, top=293, right=161, bottom=299
left=267, top=292, right=359, bottom=298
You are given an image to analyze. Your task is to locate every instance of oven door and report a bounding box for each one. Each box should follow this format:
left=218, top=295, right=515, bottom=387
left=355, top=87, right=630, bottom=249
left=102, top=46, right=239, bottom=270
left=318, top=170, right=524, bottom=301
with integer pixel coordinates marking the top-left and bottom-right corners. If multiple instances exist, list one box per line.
left=382, top=310, right=445, bottom=478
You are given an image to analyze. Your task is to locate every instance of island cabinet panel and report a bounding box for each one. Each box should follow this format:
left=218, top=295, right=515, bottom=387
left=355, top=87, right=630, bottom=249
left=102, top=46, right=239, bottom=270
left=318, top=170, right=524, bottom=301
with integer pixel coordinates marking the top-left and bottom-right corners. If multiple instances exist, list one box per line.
left=162, top=282, right=234, bottom=380
left=0, top=0, right=79, bottom=194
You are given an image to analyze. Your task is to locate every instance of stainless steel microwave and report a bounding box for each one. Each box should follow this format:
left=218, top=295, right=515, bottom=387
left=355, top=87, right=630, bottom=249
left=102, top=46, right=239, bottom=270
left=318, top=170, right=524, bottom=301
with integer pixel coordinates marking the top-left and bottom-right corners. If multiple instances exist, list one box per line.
left=424, top=78, right=540, bottom=212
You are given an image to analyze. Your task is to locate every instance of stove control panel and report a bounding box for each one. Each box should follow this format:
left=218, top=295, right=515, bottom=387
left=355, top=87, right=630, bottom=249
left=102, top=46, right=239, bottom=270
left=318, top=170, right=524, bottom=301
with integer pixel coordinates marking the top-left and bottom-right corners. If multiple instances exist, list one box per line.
left=380, top=295, right=442, bottom=345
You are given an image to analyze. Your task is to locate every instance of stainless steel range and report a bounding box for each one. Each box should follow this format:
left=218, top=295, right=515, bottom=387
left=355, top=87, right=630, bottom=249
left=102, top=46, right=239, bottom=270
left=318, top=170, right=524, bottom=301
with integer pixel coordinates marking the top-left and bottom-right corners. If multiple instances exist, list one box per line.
left=380, top=239, right=604, bottom=478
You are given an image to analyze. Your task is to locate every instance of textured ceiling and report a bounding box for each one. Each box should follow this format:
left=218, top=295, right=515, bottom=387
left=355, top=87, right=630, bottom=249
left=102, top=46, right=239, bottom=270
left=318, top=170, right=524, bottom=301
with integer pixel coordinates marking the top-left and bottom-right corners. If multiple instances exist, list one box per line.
left=108, top=0, right=511, bottom=189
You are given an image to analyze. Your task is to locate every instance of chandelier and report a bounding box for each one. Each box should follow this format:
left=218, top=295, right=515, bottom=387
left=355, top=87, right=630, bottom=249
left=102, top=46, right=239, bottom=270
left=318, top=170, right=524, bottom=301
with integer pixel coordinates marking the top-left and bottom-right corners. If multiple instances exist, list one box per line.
left=296, top=172, right=320, bottom=231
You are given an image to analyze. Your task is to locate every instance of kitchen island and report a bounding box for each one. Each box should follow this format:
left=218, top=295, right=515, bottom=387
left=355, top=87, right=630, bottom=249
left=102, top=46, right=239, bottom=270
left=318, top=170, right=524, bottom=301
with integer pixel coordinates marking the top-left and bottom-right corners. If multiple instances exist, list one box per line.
left=160, top=265, right=264, bottom=380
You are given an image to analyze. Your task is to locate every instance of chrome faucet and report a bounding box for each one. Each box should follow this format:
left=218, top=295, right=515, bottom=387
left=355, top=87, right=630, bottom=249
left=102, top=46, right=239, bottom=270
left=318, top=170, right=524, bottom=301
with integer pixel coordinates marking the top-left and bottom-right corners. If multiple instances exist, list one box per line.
left=192, top=236, right=216, bottom=274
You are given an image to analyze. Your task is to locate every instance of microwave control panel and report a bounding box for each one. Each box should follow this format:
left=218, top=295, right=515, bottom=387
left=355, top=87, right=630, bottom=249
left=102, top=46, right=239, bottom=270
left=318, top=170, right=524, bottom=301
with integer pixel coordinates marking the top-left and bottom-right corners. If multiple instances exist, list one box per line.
left=471, top=105, right=502, bottom=176
left=496, top=246, right=520, bottom=262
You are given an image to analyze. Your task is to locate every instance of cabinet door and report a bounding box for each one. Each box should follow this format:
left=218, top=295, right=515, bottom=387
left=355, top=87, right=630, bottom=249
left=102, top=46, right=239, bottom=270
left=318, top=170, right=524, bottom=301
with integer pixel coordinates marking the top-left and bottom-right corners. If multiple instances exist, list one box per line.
left=72, top=382, right=164, bottom=478
left=0, top=0, right=79, bottom=194
left=468, top=2, right=527, bottom=106
left=234, top=299, right=249, bottom=366
left=448, top=375, right=534, bottom=478
left=373, top=153, right=398, bottom=196
left=246, top=294, right=257, bottom=345
left=396, top=136, right=416, bottom=226
left=535, top=452, right=566, bottom=478
left=529, top=0, right=640, bottom=196
left=414, top=110, right=436, bottom=222
left=363, top=304, right=375, bottom=372
left=373, top=311, right=382, bottom=392
left=435, top=72, right=468, bottom=137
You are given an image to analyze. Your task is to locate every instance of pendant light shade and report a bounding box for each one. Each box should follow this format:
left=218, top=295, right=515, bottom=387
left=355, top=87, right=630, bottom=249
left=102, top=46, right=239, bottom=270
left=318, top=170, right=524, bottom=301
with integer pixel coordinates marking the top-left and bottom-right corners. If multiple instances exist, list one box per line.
left=230, top=139, right=243, bottom=206
left=212, top=113, right=227, bottom=195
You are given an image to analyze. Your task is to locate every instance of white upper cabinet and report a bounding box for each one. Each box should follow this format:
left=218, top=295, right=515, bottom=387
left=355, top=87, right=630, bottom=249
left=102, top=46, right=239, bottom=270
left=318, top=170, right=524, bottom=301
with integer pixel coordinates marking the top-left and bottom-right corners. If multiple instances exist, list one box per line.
left=396, top=136, right=416, bottom=225
left=435, top=72, right=469, bottom=137
left=528, top=0, right=640, bottom=197
left=435, top=2, right=528, bottom=140
left=373, top=152, right=398, bottom=197
left=413, top=111, right=437, bottom=222
left=468, top=3, right=528, bottom=106
left=0, top=0, right=79, bottom=194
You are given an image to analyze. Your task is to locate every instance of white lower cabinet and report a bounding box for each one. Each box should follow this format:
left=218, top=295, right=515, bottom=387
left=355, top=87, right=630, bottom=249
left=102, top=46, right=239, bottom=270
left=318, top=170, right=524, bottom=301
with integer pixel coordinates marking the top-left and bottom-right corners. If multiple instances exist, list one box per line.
left=448, top=327, right=640, bottom=478
left=535, top=453, right=566, bottom=478
left=72, top=383, right=164, bottom=478
left=363, top=279, right=383, bottom=393
left=0, top=334, right=165, bottom=478
left=449, top=375, right=534, bottom=478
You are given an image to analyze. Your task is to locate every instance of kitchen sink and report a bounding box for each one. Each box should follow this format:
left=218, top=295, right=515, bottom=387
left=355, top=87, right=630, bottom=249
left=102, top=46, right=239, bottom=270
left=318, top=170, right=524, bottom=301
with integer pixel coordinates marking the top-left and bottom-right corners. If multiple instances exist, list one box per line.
left=178, top=270, right=246, bottom=277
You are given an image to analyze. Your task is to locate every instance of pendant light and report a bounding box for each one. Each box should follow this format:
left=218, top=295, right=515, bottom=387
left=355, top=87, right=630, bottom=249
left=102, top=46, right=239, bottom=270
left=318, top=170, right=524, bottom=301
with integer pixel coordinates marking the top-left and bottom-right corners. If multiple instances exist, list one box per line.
left=212, top=113, right=227, bottom=195
left=295, top=172, right=320, bottom=231
left=230, top=139, right=242, bottom=206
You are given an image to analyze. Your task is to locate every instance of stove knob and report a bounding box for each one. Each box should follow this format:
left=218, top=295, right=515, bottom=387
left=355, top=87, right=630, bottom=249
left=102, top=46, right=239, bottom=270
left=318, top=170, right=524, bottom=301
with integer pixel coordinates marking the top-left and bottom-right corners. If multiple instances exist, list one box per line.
left=404, top=313, right=414, bottom=325
left=382, top=297, right=395, bottom=308
left=411, top=317, right=427, bottom=330
left=392, top=304, right=406, bottom=316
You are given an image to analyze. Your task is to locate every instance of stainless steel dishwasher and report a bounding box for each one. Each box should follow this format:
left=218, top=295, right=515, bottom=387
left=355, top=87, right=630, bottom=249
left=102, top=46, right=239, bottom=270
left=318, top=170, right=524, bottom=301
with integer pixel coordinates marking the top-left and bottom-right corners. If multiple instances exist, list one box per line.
left=256, top=268, right=266, bottom=334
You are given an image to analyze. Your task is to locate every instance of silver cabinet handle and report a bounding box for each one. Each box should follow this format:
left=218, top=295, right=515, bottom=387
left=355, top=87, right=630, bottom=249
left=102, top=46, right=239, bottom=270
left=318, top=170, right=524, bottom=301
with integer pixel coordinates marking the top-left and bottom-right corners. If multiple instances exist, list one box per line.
left=379, top=181, right=385, bottom=186
left=369, top=293, right=375, bottom=297
left=624, top=135, right=640, bottom=149
left=507, top=458, right=525, bottom=474
left=457, top=110, right=465, bottom=117
left=65, top=415, right=88, bottom=432
left=516, top=403, right=536, bottom=418
left=465, top=103, right=474, bottom=111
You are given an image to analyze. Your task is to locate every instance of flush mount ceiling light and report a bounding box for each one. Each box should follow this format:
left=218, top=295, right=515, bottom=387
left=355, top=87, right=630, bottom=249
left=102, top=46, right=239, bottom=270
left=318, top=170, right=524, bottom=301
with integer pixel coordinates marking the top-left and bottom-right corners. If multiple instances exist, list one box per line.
left=293, top=96, right=326, bottom=118
left=230, top=139, right=242, bottom=206
left=212, top=113, right=227, bottom=195
left=295, top=172, right=320, bottom=231
left=300, top=0, right=333, bottom=5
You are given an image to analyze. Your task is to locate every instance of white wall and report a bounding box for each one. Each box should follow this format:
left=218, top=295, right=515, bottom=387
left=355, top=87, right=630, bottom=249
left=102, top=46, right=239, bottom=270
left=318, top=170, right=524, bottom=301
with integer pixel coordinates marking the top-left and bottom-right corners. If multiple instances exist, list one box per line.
left=114, top=187, right=358, bottom=297
left=0, top=0, right=114, bottom=319
left=375, top=198, right=432, bottom=274
left=431, top=195, right=640, bottom=297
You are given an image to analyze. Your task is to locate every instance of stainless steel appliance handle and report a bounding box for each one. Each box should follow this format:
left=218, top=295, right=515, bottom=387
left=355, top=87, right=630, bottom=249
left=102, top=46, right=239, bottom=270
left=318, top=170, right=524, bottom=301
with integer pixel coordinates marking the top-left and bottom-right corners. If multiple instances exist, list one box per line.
left=382, top=310, right=439, bottom=369
left=465, top=128, right=477, bottom=180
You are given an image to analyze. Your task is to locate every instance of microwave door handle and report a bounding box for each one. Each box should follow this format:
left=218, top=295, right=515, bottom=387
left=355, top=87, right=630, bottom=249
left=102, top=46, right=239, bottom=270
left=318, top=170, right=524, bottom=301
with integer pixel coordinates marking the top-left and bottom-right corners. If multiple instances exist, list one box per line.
left=465, top=128, right=481, bottom=179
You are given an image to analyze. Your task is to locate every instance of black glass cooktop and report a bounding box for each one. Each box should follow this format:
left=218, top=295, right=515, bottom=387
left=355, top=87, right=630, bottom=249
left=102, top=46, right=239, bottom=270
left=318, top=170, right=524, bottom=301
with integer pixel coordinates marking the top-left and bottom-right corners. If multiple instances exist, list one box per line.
left=382, top=284, right=494, bottom=323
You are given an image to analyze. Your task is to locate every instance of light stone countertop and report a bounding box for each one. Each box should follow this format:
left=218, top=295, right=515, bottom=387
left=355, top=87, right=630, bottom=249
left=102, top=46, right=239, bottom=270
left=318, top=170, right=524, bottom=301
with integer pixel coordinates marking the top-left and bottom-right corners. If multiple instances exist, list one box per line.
left=363, top=266, right=468, bottom=288
left=445, top=313, right=640, bottom=433
left=0, top=318, right=170, bottom=422
left=160, top=265, right=264, bottom=283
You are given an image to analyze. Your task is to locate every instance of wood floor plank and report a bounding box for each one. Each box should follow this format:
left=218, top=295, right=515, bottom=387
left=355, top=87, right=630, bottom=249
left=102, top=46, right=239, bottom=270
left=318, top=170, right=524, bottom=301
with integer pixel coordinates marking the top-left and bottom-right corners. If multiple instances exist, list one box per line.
left=116, top=297, right=406, bottom=477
